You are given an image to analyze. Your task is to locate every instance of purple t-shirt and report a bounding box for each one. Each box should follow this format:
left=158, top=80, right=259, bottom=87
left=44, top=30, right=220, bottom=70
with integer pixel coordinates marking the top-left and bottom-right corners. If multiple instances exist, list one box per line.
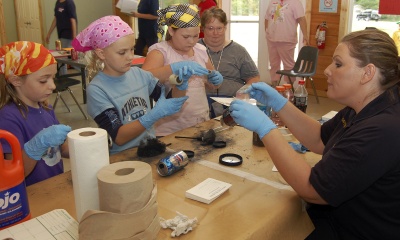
left=0, top=103, right=63, bottom=186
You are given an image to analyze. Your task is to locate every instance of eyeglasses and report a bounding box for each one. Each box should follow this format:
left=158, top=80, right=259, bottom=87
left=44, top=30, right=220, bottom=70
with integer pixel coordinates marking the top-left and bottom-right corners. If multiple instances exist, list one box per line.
left=204, top=26, right=225, bottom=33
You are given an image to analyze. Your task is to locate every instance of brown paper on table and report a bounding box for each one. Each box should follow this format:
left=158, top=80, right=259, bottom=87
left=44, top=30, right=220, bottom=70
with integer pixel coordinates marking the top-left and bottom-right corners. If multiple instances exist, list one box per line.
left=97, top=161, right=153, bottom=213
left=79, top=186, right=159, bottom=239
left=79, top=161, right=159, bottom=239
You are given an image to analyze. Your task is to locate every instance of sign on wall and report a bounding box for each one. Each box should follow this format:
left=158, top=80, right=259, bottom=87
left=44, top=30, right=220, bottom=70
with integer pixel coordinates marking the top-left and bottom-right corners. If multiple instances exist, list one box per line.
left=319, top=0, right=338, bottom=13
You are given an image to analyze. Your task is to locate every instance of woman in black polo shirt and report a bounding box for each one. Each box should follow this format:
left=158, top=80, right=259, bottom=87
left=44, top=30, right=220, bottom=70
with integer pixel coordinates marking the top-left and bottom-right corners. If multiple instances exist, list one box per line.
left=229, top=29, right=400, bottom=239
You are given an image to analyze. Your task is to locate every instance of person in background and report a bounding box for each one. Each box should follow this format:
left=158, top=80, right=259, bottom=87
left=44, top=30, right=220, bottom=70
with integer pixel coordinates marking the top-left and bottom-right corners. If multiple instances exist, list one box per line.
left=130, top=0, right=159, bottom=56
left=0, top=41, right=71, bottom=186
left=197, top=0, right=217, bottom=38
left=199, top=7, right=259, bottom=117
left=264, top=0, right=308, bottom=86
left=142, top=3, right=223, bottom=137
left=72, top=15, right=206, bottom=154
left=230, top=29, right=400, bottom=239
left=393, top=21, right=400, bottom=56
left=45, top=0, right=78, bottom=75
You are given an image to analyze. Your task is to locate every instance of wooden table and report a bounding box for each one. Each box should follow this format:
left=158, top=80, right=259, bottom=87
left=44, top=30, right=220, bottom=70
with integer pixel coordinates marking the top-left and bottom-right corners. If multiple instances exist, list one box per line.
left=27, top=120, right=320, bottom=239
left=55, top=55, right=145, bottom=104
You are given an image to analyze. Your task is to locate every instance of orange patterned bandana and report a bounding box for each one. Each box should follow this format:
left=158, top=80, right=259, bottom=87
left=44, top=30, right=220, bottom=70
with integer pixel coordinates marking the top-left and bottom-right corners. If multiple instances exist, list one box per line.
left=0, top=41, right=56, bottom=79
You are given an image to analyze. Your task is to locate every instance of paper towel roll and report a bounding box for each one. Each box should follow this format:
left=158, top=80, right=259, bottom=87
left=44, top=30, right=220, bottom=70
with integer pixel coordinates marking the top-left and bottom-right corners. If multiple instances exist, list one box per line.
left=97, top=161, right=153, bottom=213
left=67, top=127, right=110, bottom=221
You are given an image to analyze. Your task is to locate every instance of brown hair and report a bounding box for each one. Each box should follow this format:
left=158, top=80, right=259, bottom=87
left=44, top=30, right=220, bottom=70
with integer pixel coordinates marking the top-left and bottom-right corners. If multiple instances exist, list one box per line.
left=201, top=7, right=227, bottom=28
left=165, top=27, right=176, bottom=41
left=0, top=74, right=51, bottom=118
left=341, top=29, right=400, bottom=89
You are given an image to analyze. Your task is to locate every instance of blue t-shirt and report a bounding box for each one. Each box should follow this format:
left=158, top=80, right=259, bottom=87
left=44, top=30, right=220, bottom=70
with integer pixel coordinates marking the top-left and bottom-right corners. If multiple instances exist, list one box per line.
left=87, top=67, right=158, bottom=154
left=0, top=103, right=63, bottom=186
left=54, top=0, right=77, bottom=39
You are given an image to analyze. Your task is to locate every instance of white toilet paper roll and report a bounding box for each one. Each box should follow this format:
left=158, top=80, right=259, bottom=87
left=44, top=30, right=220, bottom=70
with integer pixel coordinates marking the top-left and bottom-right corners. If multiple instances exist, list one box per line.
left=67, top=127, right=110, bottom=221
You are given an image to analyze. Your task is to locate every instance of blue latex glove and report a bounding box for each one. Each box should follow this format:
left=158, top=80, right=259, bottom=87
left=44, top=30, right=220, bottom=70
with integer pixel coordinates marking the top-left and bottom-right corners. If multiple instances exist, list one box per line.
left=24, top=124, right=72, bottom=160
left=288, top=142, right=309, bottom=153
left=207, top=70, right=223, bottom=86
left=139, top=86, right=189, bottom=129
left=246, top=82, right=288, bottom=112
left=230, top=100, right=277, bottom=138
left=170, top=61, right=209, bottom=90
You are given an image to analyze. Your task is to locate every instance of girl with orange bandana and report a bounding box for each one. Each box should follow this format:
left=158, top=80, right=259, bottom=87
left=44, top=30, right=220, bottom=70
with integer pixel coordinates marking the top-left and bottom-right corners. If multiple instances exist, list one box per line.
left=0, top=41, right=71, bottom=186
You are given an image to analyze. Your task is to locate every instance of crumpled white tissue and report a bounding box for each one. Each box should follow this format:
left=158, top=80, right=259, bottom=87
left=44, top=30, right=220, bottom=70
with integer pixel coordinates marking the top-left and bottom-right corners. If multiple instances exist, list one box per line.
left=159, top=211, right=198, bottom=237
left=43, top=146, right=62, bottom=166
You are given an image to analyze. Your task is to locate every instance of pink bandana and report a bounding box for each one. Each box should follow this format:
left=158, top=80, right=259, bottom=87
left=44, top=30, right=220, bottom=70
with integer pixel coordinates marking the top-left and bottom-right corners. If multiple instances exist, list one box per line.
left=72, top=15, right=134, bottom=52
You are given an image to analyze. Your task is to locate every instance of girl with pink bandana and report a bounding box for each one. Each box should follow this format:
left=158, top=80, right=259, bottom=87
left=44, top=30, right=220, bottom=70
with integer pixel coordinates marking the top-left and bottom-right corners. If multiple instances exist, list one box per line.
left=72, top=15, right=208, bottom=154
left=0, top=41, right=72, bottom=186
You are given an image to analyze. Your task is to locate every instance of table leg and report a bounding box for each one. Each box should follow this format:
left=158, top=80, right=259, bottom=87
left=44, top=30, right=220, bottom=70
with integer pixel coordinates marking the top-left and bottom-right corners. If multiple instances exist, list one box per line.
left=81, top=67, right=87, bottom=104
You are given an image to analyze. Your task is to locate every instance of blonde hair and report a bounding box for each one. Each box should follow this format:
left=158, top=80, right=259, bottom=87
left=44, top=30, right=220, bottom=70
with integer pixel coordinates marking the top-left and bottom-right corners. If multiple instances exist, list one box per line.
left=0, top=74, right=51, bottom=118
left=84, top=50, right=104, bottom=82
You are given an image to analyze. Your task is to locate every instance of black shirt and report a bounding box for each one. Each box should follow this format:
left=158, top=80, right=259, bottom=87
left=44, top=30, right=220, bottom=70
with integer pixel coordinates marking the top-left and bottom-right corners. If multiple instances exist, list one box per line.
left=137, top=0, right=158, bottom=39
left=54, top=0, right=77, bottom=39
left=309, top=86, right=400, bottom=239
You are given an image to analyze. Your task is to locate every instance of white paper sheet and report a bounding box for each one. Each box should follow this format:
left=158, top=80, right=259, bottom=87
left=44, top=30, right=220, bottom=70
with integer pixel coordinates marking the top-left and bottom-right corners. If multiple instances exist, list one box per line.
left=210, top=97, right=256, bottom=107
left=0, top=209, right=78, bottom=240
left=116, top=0, right=139, bottom=13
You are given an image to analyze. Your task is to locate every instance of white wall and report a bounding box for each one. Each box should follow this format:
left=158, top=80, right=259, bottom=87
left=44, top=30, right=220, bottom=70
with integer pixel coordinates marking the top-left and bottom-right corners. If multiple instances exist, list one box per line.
left=258, top=0, right=270, bottom=83
left=3, top=0, right=114, bottom=46
left=42, top=0, right=114, bottom=48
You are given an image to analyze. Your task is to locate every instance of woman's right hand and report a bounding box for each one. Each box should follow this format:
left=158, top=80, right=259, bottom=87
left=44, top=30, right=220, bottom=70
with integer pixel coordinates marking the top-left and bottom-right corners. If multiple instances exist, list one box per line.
left=246, top=82, right=288, bottom=112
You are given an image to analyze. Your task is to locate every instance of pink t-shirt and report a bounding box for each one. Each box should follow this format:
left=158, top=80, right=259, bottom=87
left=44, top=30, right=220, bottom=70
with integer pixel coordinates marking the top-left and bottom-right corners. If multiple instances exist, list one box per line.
left=148, top=42, right=210, bottom=136
left=264, top=0, right=305, bottom=43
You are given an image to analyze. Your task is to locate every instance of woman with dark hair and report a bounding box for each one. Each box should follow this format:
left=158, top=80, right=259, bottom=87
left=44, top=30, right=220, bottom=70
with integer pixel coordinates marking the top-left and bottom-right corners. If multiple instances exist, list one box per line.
left=230, top=29, right=400, bottom=239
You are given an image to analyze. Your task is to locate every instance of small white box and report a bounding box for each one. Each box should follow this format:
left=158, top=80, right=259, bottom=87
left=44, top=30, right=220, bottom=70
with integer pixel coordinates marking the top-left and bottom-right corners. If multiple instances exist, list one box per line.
left=185, top=178, right=232, bottom=204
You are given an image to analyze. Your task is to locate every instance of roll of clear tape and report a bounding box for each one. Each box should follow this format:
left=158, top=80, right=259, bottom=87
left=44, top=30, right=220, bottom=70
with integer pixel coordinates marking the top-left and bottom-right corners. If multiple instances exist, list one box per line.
left=168, top=74, right=183, bottom=85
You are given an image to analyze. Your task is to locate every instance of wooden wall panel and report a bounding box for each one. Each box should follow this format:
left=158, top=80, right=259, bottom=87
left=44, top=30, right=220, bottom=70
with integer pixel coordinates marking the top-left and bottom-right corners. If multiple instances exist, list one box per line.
left=307, top=0, right=342, bottom=97
left=0, top=0, right=5, bottom=45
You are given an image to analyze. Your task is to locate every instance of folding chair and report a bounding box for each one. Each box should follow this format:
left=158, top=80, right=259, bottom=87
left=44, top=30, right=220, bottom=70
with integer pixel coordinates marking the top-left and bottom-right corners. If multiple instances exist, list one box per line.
left=53, top=77, right=88, bottom=119
left=277, top=46, right=319, bottom=103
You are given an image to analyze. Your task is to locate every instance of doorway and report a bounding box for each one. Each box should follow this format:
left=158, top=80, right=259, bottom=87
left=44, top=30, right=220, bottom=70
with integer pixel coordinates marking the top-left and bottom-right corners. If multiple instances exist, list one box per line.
left=14, top=0, right=44, bottom=44
left=222, top=0, right=307, bottom=83
left=229, top=0, right=260, bottom=66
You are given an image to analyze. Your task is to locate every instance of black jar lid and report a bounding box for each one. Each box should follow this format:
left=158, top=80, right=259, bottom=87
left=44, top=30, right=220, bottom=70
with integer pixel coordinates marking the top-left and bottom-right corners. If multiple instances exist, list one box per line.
left=219, top=153, right=243, bottom=166
left=213, top=140, right=226, bottom=148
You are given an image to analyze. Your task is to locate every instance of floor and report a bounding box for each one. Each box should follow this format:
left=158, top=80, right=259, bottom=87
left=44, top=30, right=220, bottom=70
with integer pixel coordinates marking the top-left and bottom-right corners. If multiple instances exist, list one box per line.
left=52, top=70, right=344, bottom=172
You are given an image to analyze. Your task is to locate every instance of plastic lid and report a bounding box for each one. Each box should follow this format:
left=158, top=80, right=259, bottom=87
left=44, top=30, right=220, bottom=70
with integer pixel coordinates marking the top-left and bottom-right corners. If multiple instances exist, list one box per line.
left=298, top=80, right=305, bottom=85
left=219, top=153, right=243, bottom=166
left=213, top=141, right=226, bottom=148
left=282, top=84, right=292, bottom=89
left=276, top=86, right=285, bottom=92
